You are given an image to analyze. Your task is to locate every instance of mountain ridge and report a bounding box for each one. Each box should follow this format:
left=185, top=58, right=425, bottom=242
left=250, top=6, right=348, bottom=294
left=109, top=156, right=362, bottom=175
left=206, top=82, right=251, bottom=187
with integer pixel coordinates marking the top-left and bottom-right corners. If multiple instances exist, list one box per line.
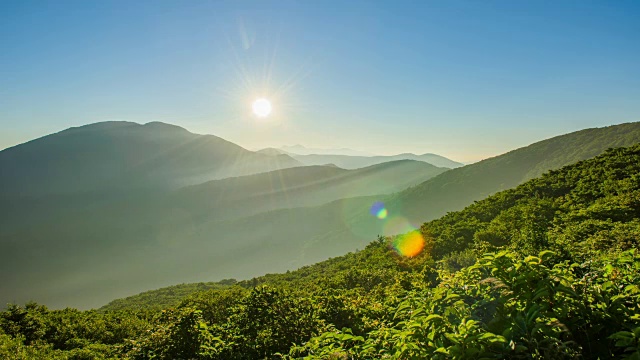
left=290, top=152, right=463, bottom=169
left=2, top=121, right=640, bottom=310
left=387, top=121, right=640, bottom=225
left=0, top=121, right=302, bottom=196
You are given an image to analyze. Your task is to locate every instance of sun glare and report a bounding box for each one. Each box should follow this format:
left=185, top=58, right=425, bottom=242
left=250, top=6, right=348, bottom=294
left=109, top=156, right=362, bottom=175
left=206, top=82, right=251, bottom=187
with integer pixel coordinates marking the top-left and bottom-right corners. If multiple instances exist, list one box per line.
left=252, top=98, right=272, bottom=118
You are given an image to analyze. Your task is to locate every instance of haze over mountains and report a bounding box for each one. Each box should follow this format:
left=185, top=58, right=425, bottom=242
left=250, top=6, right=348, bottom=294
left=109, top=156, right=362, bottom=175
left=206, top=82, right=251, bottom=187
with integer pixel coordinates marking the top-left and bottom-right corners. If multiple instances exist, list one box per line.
left=0, top=122, right=303, bottom=196
left=277, top=144, right=376, bottom=157
left=388, top=122, right=640, bottom=224
left=1, top=121, right=640, bottom=309
left=289, top=153, right=464, bottom=169
left=258, top=146, right=464, bottom=169
left=0, top=121, right=452, bottom=308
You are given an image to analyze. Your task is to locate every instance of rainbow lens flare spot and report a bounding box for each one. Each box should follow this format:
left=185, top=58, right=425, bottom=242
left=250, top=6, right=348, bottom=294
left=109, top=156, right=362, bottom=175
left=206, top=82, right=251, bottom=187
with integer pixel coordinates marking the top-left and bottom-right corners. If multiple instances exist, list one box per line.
left=370, top=201, right=388, bottom=219
left=392, top=230, right=425, bottom=258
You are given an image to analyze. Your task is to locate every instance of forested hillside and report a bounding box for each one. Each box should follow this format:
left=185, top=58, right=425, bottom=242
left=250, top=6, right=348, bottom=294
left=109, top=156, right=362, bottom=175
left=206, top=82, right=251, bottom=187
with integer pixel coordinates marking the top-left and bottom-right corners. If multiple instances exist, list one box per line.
left=4, top=144, right=639, bottom=359
left=388, top=121, right=640, bottom=224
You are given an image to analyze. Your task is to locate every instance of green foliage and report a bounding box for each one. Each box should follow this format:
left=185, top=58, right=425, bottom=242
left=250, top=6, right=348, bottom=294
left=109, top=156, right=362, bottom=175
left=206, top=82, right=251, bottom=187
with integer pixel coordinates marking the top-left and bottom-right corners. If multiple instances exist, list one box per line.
left=294, top=250, right=639, bottom=359
left=219, top=286, right=324, bottom=359
left=0, top=333, right=66, bottom=360
left=420, top=145, right=640, bottom=262
left=126, top=307, right=214, bottom=360
left=100, top=281, right=235, bottom=312
left=0, top=303, right=150, bottom=359
left=2, top=143, right=640, bottom=359
left=439, top=248, right=476, bottom=273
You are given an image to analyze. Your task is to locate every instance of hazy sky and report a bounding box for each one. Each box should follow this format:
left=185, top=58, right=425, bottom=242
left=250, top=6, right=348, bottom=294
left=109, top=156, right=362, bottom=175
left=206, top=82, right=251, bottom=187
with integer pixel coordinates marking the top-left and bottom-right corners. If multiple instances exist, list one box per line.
left=2, top=0, right=639, bottom=162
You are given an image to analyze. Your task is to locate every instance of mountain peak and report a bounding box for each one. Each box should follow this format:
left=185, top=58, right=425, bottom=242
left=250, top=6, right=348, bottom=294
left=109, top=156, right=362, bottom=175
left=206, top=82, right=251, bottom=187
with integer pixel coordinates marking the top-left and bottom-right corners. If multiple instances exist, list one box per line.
left=63, top=121, right=190, bottom=134
left=142, top=121, right=190, bottom=134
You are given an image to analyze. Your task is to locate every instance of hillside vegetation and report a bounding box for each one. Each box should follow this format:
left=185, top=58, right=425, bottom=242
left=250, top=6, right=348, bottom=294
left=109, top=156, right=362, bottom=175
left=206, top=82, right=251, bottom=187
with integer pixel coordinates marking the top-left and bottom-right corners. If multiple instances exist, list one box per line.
left=390, top=121, right=640, bottom=225
left=101, top=281, right=237, bottom=312
left=4, top=143, right=639, bottom=359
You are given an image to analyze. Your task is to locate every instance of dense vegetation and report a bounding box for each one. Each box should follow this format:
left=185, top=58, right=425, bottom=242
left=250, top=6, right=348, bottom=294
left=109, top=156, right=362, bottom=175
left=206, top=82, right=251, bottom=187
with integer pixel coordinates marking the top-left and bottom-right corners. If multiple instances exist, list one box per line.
left=100, top=281, right=236, bottom=312
left=3, top=144, right=640, bottom=359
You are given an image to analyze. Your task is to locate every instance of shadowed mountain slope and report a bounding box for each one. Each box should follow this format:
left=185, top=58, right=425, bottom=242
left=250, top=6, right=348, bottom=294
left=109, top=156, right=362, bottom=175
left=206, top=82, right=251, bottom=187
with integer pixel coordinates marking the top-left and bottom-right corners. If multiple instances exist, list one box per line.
left=171, top=159, right=446, bottom=220
left=0, top=157, right=444, bottom=309
left=0, top=121, right=301, bottom=196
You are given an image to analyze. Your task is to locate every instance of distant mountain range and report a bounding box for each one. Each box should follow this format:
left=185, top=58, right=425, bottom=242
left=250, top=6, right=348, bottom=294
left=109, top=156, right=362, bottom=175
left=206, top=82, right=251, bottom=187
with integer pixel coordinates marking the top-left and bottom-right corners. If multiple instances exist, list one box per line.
left=0, top=122, right=448, bottom=308
left=2, top=121, right=640, bottom=310
left=289, top=153, right=464, bottom=169
left=277, top=144, right=377, bottom=156
left=0, top=121, right=301, bottom=196
left=257, top=146, right=464, bottom=169
left=169, top=159, right=447, bottom=221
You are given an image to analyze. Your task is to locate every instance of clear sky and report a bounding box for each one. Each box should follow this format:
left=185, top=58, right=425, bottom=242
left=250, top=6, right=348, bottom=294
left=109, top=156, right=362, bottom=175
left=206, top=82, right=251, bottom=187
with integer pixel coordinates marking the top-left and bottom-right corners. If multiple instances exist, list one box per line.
left=1, top=0, right=639, bottom=162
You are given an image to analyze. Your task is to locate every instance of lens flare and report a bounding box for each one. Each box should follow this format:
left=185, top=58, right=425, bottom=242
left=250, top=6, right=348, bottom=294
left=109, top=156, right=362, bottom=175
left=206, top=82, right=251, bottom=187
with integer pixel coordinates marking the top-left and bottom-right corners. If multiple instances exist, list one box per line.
left=392, top=230, right=426, bottom=257
left=370, top=201, right=388, bottom=219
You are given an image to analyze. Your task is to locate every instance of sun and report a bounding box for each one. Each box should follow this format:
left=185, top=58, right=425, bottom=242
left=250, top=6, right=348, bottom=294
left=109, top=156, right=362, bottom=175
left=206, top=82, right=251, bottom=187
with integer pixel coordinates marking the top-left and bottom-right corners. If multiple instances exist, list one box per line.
left=252, top=98, right=272, bottom=118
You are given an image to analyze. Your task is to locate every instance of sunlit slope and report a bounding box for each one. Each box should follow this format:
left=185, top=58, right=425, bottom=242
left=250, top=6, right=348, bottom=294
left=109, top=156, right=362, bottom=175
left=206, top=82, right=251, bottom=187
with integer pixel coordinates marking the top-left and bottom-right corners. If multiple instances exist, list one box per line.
left=100, top=280, right=236, bottom=312
left=291, top=152, right=463, bottom=169
left=0, top=121, right=301, bottom=196
left=385, top=122, right=640, bottom=225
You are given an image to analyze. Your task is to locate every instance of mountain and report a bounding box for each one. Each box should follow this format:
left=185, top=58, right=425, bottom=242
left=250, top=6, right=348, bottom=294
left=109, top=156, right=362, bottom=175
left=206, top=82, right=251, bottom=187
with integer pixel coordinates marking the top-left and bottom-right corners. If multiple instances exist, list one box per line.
left=385, top=121, right=640, bottom=225
left=255, top=147, right=290, bottom=156
left=0, top=121, right=302, bottom=196
left=81, top=142, right=640, bottom=360
left=3, top=121, right=640, bottom=310
left=290, top=152, right=463, bottom=169
left=170, top=159, right=446, bottom=220
left=0, top=158, right=445, bottom=309
left=101, top=138, right=640, bottom=313
left=3, top=127, right=640, bottom=360
left=167, top=121, right=640, bottom=288
left=278, top=144, right=376, bottom=156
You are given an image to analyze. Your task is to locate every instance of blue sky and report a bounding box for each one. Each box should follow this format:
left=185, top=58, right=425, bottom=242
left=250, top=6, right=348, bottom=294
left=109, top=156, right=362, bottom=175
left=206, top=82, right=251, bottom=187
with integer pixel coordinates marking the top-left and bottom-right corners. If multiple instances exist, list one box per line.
left=1, top=0, right=639, bottom=161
